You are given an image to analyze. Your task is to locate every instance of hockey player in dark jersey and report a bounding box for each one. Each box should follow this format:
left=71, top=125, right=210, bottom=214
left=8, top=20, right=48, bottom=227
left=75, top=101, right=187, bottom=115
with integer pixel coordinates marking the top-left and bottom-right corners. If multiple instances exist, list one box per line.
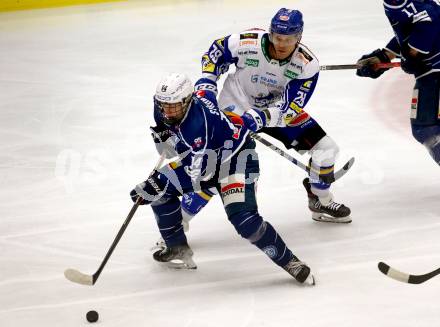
left=357, top=0, right=440, bottom=166
left=177, top=8, right=352, bottom=229
left=130, top=73, right=315, bottom=285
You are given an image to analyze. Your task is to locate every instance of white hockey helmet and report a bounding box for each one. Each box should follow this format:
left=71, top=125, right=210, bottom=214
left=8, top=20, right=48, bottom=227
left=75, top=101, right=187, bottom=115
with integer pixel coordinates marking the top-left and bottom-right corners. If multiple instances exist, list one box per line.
left=154, top=73, right=193, bottom=124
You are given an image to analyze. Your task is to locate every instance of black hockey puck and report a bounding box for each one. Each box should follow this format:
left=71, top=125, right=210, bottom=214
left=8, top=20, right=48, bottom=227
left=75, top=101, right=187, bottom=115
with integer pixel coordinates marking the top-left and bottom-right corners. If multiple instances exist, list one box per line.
left=86, top=310, right=99, bottom=323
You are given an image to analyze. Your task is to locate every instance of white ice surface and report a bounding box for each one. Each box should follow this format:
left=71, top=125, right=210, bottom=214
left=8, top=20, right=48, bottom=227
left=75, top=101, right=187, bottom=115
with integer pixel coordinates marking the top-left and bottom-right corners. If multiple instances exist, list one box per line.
left=0, top=0, right=439, bottom=326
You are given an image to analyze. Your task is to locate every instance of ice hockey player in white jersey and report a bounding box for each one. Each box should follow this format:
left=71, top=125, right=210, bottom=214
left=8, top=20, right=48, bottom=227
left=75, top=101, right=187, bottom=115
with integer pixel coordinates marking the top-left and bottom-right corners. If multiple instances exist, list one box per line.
left=178, top=8, right=351, bottom=226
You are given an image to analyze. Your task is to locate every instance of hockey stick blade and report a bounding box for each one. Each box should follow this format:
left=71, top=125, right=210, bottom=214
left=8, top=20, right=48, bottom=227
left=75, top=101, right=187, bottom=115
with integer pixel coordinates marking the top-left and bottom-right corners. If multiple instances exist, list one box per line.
left=64, top=268, right=94, bottom=286
left=378, top=262, right=440, bottom=284
left=334, top=157, right=355, bottom=181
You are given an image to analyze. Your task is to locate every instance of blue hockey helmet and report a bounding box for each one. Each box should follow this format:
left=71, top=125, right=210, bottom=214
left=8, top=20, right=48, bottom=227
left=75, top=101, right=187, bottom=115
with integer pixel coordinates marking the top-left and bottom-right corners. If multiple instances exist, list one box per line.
left=383, top=0, right=408, bottom=9
left=270, top=8, right=304, bottom=36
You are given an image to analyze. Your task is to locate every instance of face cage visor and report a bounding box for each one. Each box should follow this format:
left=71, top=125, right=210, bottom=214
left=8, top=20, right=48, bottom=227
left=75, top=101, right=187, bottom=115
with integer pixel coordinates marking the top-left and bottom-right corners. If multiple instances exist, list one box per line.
left=154, top=95, right=192, bottom=125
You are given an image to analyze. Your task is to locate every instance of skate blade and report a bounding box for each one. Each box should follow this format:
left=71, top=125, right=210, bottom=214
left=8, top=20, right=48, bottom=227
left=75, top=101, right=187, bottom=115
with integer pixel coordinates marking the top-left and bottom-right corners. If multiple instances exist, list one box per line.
left=304, top=274, right=316, bottom=286
left=160, top=258, right=197, bottom=270
left=312, top=212, right=352, bottom=224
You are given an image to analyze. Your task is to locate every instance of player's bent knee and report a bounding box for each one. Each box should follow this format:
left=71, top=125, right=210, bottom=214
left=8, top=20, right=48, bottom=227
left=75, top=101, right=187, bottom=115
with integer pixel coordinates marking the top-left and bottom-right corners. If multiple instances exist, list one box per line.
left=310, top=135, right=339, bottom=165
left=228, top=211, right=264, bottom=240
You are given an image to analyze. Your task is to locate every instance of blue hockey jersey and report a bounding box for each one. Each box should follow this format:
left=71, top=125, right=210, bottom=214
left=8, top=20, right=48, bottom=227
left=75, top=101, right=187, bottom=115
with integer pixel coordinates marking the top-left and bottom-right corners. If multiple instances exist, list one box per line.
left=384, top=0, right=440, bottom=78
left=153, top=78, right=249, bottom=181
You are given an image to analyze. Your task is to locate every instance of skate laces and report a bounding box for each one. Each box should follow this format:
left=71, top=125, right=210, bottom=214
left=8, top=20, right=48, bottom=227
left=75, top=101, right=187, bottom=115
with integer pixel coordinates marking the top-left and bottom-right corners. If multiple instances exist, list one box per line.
left=284, top=259, right=306, bottom=277
left=325, top=201, right=342, bottom=211
left=315, top=200, right=342, bottom=211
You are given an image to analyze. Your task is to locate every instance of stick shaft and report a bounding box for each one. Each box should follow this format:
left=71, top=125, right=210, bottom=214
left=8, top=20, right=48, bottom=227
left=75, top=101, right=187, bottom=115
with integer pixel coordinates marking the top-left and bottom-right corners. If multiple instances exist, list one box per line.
left=92, top=199, right=141, bottom=283
left=91, top=154, right=166, bottom=284
left=250, top=132, right=308, bottom=172
left=320, top=62, right=400, bottom=71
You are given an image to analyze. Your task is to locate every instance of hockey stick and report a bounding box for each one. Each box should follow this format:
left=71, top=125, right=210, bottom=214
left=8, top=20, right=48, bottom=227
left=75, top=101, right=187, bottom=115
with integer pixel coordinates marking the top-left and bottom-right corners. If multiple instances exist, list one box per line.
left=64, top=154, right=166, bottom=286
left=320, top=62, right=401, bottom=71
left=250, top=132, right=354, bottom=181
left=378, top=262, right=440, bottom=284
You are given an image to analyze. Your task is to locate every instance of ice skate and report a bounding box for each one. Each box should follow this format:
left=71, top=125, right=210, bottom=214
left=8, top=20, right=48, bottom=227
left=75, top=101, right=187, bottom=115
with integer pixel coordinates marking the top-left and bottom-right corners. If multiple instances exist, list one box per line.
left=303, top=178, right=352, bottom=223
left=283, top=256, right=315, bottom=285
left=150, top=220, right=189, bottom=252
left=152, top=242, right=197, bottom=269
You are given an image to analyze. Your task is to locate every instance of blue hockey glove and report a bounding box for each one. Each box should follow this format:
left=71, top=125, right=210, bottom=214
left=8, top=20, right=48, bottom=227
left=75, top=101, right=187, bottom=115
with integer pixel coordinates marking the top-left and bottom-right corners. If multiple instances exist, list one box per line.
left=241, top=109, right=267, bottom=132
left=130, top=172, right=167, bottom=205
left=356, top=49, right=391, bottom=79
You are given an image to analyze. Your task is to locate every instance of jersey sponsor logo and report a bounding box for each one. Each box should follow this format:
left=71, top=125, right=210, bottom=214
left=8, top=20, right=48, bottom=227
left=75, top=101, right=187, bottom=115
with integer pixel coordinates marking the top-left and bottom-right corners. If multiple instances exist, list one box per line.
left=239, top=32, right=258, bottom=39
left=411, top=89, right=419, bottom=119
left=288, top=62, right=303, bottom=73
left=286, top=111, right=311, bottom=127
left=284, top=70, right=298, bottom=79
left=412, top=10, right=431, bottom=23
left=289, top=101, right=303, bottom=113
left=238, top=50, right=258, bottom=55
left=195, top=82, right=217, bottom=93
left=195, top=90, right=206, bottom=97
left=198, top=96, right=218, bottom=114
left=259, top=75, right=278, bottom=87
left=251, top=74, right=259, bottom=83
left=240, top=40, right=258, bottom=46
left=202, top=54, right=216, bottom=73
left=302, top=80, right=313, bottom=89
left=245, top=58, right=259, bottom=67
left=220, top=182, right=245, bottom=206
left=298, top=47, right=313, bottom=62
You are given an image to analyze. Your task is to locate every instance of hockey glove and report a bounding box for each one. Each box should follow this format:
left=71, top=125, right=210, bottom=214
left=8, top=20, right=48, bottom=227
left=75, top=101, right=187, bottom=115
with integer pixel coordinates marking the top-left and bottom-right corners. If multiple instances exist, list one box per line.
left=150, top=125, right=172, bottom=143
left=130, top=172, right=168, bottom=205
left=241, top=109, right=268, bottom=132
left=150, top=125, right=180, bottom=158
left=400, top=56, right=428, bottom=75
left=356, top=49, right=391, bottom=79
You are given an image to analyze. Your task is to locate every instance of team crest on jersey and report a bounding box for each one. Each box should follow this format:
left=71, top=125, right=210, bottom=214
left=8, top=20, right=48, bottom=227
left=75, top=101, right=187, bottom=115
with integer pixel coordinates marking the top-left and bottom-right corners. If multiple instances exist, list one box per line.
left=192, top=137, right=204, bottom=149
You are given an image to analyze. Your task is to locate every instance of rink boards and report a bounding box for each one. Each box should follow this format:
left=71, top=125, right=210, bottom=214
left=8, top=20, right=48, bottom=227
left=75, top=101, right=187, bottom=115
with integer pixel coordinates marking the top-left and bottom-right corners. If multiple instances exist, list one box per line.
left=0, top=0, right=123, bottom=12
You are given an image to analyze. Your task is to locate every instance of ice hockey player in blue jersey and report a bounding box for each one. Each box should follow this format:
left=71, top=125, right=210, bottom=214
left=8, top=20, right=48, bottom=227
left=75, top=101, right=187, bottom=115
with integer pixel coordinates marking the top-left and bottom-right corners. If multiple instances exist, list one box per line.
left=130, top=73, right=315, bottom=285
left=357, top=0, right=440, bottom=166
left=178, top=8, right=351, bottom=226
